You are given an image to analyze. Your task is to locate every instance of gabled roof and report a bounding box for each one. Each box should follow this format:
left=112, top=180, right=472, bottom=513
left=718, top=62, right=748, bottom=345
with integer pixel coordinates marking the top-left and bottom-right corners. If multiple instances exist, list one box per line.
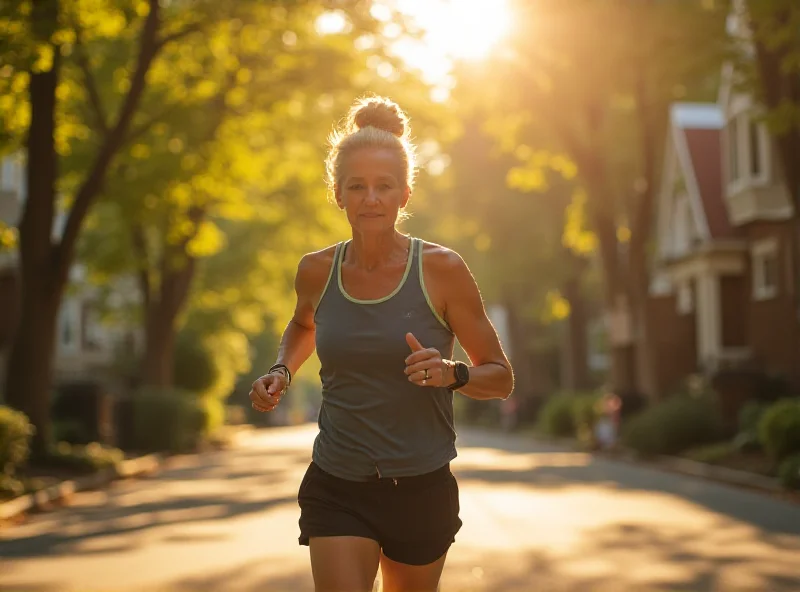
left=670, top=103, right=735, bottom=240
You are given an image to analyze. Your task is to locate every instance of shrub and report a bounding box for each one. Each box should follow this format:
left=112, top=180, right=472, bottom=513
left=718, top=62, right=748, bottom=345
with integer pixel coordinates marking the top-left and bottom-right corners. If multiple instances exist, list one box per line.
left=536, top=395, right=576, bottom=437
left=778, top=453, right=800, bottom=490
left=130, top=388, right=206, bottom=454
left=739, top=401, right=770, bottom=435
left=0, top=406, right=34, bottom=476
left=173, top=331, right=219, bottom=394
left=622, top=395, right=723, bottom=456
left=39, top=442, right=125, bottom=474
left=536, top=392, right=602, bottom=440
left=758, top=398, right=800, bottom=461
left=51, top=381, right=113, bottom=445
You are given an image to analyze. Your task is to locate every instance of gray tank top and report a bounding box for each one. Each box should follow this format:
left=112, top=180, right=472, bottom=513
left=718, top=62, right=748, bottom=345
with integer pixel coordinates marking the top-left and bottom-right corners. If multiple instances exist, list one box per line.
left=312, top=237, right=457, bottom=481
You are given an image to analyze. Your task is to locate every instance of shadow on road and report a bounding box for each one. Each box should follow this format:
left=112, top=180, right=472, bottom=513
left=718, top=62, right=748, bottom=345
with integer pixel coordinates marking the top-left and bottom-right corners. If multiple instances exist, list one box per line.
left=0, top=444, right=308, bottom=561
left=454, top=429, right=800, bottom=536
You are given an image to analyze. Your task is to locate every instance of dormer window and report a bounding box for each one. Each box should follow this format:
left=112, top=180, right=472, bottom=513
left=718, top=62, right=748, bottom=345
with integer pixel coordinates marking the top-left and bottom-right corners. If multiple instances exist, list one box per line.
left=726, top=112, right=769, bottom=190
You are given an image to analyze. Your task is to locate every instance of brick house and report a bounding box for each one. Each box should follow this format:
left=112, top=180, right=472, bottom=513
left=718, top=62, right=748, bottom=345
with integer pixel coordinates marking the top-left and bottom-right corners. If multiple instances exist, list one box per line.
left=648, top=93, right=798, bottom=397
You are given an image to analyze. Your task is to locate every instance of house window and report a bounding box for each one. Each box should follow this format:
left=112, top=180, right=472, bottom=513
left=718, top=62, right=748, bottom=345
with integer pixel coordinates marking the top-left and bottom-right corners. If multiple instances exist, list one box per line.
left=728, top=116, right=740, bottom=184
left=727, top=112, right=769, bottom=190
left=752, top=238, right=779, bottom=300
left=749, top=120, right=762, bottom=177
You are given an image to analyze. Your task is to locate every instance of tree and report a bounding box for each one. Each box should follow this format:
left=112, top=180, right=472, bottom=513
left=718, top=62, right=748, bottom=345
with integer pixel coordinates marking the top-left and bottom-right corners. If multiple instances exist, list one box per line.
left=464, top=0, right=726, bottom=397
left=0, top=0, right=386, bottom=452
left=741, top=1, right=800, bottom=315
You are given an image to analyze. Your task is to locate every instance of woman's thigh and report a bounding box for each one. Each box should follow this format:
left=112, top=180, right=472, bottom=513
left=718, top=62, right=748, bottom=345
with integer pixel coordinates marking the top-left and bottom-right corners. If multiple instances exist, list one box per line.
left=309, top=535, right=381, bottom=592
left=379, top=550, right=448, bottom=592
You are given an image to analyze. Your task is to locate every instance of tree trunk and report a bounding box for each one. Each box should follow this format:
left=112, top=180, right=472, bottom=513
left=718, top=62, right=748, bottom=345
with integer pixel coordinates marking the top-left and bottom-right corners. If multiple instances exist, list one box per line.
left=749, top=5, right=800, bottom=320
left=4, top=289, right=60, bottom=455
left=142, top=309, right=178, bottom=387
left=560, top=273, right=592, bottom=391
left=139, top=253, right=197, bottom=388
left=3, top=0, right=61, bottom=455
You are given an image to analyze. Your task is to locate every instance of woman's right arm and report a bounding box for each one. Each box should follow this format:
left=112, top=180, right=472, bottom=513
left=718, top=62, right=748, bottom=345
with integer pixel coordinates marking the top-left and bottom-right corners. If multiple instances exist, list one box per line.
left=249, top=249, right=334, bottom=411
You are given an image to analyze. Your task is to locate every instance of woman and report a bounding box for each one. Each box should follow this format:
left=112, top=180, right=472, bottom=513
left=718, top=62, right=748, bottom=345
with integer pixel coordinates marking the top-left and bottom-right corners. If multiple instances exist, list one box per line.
left=249, top=95, right=514, bottom=592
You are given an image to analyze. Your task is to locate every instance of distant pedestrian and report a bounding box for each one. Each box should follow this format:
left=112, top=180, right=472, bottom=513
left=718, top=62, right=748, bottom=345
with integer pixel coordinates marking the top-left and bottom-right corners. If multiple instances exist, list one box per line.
left=249, top=95, right=514, bottom=592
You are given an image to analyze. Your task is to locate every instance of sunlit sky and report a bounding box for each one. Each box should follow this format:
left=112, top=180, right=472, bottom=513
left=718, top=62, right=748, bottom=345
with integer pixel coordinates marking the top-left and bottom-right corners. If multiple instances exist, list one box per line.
left=316, top=0, right=513, bottom=100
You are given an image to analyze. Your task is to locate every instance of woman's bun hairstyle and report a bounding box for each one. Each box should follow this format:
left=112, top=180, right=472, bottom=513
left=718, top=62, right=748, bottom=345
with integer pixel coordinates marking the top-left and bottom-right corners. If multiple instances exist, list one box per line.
left=349, top=97, right=408, bottom=139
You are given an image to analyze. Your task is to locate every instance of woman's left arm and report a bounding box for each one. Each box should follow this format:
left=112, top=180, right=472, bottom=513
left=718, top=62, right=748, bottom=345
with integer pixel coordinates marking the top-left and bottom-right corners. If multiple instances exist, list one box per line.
left=405, top=248, right=514, bottom=400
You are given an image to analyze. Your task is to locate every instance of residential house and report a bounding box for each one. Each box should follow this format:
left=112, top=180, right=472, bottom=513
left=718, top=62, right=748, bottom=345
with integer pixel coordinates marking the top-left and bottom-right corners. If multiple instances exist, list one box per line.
left=0, top=153, right=142, bottom=389
left=649, top=96, right=797, bottom=396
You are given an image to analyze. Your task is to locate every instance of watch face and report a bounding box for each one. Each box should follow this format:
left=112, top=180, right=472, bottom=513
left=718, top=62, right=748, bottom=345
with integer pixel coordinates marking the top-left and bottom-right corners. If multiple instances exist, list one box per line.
left=455, top=362, right=469, bottom=383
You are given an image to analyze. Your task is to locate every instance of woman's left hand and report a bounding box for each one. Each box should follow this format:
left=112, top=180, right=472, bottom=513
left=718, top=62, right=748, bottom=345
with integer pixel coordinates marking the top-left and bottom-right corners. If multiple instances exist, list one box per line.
left=404, top=332, right=447, bottom=387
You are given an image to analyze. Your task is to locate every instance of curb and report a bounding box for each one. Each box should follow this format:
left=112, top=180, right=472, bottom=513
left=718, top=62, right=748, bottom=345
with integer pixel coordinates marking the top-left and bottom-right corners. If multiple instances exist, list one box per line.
left=0, top=453, right=163, bottom=522
left=526, top=432, right=788, bottom=496
left=593, top=448, right=785, bottom=495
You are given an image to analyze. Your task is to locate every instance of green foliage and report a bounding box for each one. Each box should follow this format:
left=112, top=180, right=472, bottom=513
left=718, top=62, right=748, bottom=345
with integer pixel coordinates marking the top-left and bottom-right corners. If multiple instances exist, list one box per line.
left=41, top=442, right=125, bottom=474
left=778, top=453, right=800, bottom=490
left=536, top=391, right=601, bottom=439
left=758, top=398, right=800, bottom=461
left=622, top=395, right=724, bottom=457
left=53, top=419, right=88, bottom=445
left=733, top=400, right=770, bottom=452
left=537, top=394, right=576, bottom=437
left=173, top=330, right=218, bottom=394
left=0, top=405, right=34, bottom=476
left=131, top=388, right=206, bottom=453
left=684, top=441, right=736, bottom=465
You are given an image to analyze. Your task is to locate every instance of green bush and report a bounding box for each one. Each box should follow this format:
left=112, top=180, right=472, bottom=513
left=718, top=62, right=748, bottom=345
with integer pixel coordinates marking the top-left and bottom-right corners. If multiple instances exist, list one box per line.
left=131, top=388, right=206, bottom=454
left=173, top=331, right=219, bottom=394
left=733, top=401, right=770, bottom=452
left=758, top=398, right=800, bottom=461
left=739, top=401, right=770, bottom=434
left=0, top=406, right=35, bottom=476
left=536, top=395, right=576, bottom=437
left=778, top=453, right=800, bottom=490
left=536, top=392, right=602, bottom=441
left=40, top=442, right=125, bottom=474
left=622, top=395, right=723, bottom=456
left=200, top=397, right=225, bottom=434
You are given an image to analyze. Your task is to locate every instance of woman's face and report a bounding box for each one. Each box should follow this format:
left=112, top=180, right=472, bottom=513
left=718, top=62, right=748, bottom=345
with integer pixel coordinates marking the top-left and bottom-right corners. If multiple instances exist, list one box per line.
left=336, top=147, right=409, bottom=233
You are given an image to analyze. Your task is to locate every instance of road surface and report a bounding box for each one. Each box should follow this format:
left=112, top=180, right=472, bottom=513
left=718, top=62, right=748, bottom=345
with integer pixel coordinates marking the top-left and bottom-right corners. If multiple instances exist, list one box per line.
left=2, top=424, right=800, bottom=591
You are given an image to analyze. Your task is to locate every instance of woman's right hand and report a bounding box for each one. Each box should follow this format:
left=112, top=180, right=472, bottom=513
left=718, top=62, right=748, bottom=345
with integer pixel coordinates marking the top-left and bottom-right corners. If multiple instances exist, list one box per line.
left=249, top=372, right=288, bottom=412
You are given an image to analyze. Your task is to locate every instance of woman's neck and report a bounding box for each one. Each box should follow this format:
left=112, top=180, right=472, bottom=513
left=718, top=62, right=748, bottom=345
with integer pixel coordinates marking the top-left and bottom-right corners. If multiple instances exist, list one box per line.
left=348, top=230, right=409, bottom=272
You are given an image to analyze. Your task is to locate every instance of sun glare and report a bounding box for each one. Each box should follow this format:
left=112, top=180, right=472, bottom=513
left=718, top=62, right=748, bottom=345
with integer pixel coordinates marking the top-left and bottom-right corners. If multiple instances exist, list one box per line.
left=429, top=1, right=512, bottom=61
left=384, top=0, right=513, bottom=88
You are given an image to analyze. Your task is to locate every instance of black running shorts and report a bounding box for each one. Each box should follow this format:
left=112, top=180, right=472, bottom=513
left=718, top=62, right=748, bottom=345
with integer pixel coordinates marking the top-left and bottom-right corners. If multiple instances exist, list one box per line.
left=297, top=461, right=462, bottom=566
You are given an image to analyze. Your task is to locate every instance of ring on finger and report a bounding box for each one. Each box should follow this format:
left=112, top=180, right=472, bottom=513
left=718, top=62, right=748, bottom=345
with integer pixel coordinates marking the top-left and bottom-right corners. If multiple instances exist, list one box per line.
left=424, top=368, right=430, bottom=380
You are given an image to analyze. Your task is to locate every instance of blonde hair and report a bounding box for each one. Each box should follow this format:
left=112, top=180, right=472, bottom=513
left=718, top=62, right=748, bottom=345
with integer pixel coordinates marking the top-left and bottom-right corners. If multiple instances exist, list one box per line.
left=325, top=96, right=417, bottom=203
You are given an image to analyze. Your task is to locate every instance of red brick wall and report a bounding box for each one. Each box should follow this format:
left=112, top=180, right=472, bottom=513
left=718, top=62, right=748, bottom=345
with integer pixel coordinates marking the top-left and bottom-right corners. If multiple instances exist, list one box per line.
left=743, top=221, right=800, bottom=385
left=648, top=293, right=697, bottom=395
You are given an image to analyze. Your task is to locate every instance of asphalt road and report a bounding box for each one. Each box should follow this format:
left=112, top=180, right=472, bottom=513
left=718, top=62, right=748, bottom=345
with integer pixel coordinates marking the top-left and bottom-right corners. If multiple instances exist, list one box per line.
left=2, top=424, right=800, bottom=592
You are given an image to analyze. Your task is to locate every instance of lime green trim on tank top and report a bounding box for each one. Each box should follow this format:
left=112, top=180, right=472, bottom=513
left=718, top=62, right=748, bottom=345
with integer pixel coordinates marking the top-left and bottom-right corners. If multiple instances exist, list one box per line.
left=417, top=238, right=452, bottom=332
left=337, top=237, right=414, bottom=304
left=313, top=242, right=342, bottom=318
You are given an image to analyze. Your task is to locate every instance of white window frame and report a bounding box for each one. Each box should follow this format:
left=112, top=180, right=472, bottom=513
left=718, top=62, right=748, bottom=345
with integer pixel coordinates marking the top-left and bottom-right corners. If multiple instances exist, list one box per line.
left=751, top=238, right=779, bottom=301
left=677, top=279, right=694, bottom=315
left=726, top=111, right=770, bottom=195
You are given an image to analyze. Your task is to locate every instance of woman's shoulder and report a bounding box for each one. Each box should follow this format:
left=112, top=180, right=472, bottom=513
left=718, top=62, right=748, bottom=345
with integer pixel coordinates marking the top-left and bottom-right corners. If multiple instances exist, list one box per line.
left=417, top=239, right=468, bottom=275
left=296, top=243, right=340, bottom=291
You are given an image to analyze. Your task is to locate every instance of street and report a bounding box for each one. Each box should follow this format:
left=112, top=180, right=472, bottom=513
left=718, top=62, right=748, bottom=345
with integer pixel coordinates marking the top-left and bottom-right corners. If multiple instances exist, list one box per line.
left=2, top=424, right=800, bottom=592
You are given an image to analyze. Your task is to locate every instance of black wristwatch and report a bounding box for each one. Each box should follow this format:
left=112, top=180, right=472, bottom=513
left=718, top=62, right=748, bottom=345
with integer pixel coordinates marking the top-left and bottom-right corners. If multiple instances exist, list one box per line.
left=445, top=360, right=469, bottom=391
